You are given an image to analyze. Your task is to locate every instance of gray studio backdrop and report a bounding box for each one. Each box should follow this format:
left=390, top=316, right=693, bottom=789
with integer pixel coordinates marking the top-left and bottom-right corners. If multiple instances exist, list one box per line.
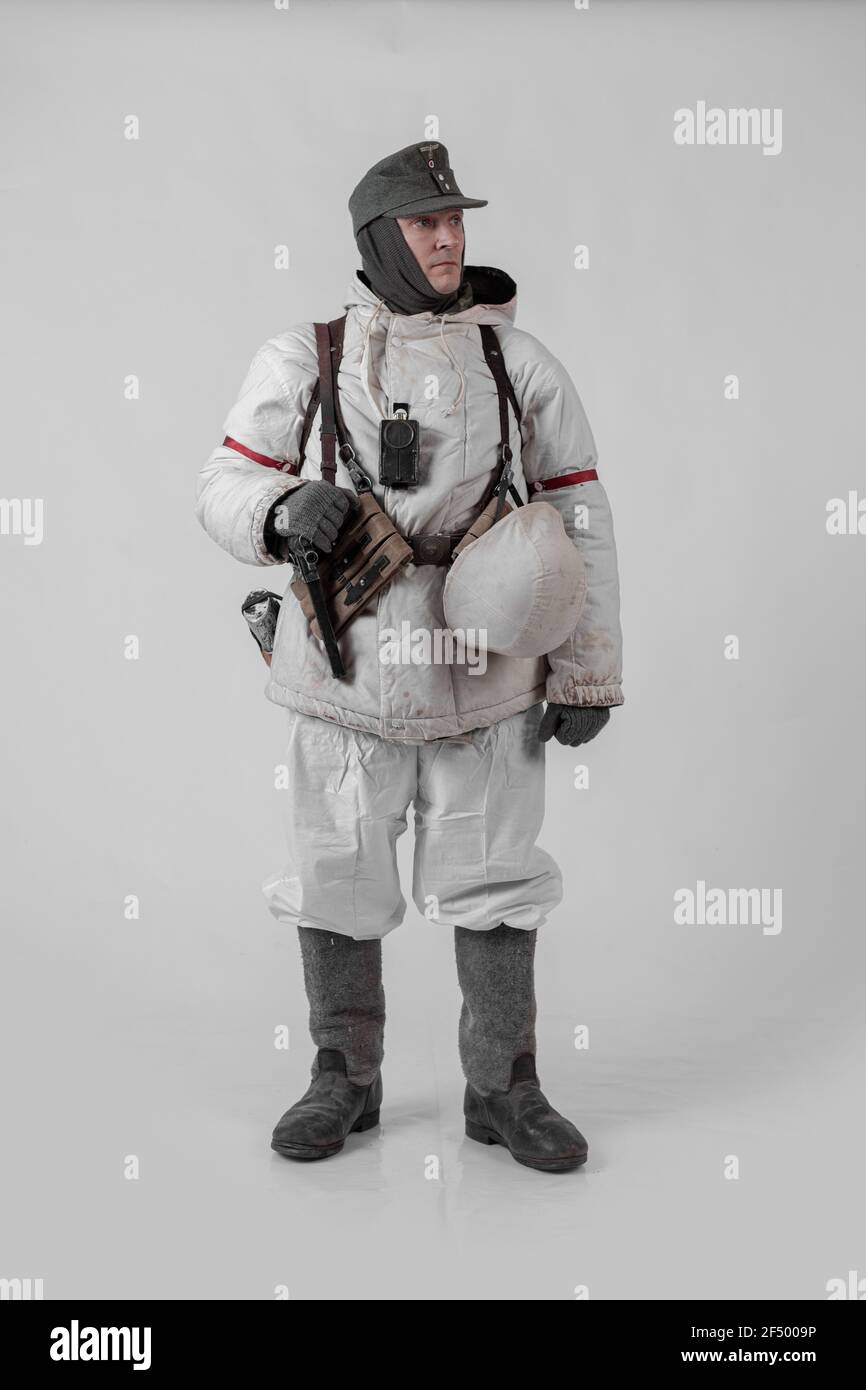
left=2, top=0, right=864, bottom=1301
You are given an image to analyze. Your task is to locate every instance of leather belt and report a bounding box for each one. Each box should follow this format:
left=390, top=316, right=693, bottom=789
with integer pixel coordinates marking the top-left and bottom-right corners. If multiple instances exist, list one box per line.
left=407, top=531, right=466, bottom=566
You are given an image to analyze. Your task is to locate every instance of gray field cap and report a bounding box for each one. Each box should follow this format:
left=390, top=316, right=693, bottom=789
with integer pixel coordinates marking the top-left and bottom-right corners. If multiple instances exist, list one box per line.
left=349, top=141, right=488, bottom=236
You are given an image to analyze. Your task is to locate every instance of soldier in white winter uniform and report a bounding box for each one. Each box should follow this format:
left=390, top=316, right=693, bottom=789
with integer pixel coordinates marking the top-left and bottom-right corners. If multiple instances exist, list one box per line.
left=196, top=141, right=624, bottom=1172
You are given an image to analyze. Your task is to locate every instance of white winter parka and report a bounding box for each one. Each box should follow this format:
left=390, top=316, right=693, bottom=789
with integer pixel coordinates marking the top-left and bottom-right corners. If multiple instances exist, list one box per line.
left=196, top=267, right=624, bottom=741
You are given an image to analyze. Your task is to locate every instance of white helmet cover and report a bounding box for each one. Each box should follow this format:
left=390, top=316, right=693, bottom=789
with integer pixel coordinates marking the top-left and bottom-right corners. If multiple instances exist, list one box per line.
left=443, top=501, right=587, bottom=658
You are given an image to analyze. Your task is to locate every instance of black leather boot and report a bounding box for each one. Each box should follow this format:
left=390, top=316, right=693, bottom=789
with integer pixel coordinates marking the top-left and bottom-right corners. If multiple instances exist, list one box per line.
left=271, top=1047, right=382, bottom=1160
left=271, top=926, right=385, bottom=1162
left=455, top=923, right=588, bottom=1172
left=464, top=1052, right=588, bottom=1173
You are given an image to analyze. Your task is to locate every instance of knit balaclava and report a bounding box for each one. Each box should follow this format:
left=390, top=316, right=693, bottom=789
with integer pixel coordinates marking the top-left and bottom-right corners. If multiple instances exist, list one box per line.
left=355, top=213, right=468, bottom=316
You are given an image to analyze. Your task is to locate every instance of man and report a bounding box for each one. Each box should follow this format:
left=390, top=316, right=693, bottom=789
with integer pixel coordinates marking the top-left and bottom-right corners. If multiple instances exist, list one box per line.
left=195, top=140, right=624, bottom=1173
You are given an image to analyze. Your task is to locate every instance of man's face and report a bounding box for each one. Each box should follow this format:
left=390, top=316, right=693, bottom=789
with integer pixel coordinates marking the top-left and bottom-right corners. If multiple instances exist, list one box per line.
left=395, top=208, right=465, bottom=293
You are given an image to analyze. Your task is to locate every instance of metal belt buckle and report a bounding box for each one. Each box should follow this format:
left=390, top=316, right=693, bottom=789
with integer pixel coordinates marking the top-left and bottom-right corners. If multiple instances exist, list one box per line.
left=413, top=534, right=453, bottom=565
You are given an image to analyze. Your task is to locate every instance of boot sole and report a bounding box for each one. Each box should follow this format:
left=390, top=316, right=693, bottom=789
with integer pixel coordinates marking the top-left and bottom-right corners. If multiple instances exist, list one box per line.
left=271, top=1107, right=380, bottom=1161
left=465, top=1118, right=588, bottom=1173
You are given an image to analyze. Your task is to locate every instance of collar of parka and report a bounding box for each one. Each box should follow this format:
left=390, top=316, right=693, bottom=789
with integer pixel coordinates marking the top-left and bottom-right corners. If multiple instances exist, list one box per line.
left=344, top=264, right=518, bottom=329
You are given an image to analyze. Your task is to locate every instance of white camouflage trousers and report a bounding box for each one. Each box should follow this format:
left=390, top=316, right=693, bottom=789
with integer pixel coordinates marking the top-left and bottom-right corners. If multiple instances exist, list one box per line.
left=262, top=702, right=562, bottom=940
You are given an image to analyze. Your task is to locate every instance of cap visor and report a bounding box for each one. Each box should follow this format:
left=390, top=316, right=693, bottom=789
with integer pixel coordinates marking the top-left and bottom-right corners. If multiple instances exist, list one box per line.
left=384, top=194, right=488, bottom=218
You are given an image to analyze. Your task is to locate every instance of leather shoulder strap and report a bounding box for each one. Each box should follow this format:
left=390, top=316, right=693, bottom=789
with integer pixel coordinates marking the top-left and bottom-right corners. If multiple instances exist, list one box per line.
left=479, top=323, right=524, bottom=512
left=314, top=321, right=338, bottom=485
left=479, top=323, right=522, bottom=429
left=327, top=315, right=351, bottom=452
left=299, top=314, right=348, bottom=481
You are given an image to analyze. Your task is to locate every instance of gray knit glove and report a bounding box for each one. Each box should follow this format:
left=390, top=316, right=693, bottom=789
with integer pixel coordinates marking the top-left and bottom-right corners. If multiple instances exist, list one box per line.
left=538, top=703, right=611, bottom=747
left=267, top=481, right=356, bottom=556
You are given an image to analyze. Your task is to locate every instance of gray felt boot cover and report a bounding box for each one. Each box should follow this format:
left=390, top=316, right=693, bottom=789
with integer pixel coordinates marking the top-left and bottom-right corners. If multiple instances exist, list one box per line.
left=454, top=922, right=537, bottom=1095
left=298, top=926, right=385, bottom=1087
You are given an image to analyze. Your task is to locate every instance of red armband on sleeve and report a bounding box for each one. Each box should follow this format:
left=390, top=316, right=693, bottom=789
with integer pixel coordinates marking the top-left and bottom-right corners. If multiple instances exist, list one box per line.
left=530, top=468, right=598, bottom=492
left=223, top=436, right=299, bottom=474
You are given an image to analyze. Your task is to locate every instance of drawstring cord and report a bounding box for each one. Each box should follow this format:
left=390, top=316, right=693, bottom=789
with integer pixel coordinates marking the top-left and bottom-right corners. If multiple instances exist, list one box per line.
left=438, top=313, right=466, bottom=416
left=358, top=296, right=466, bottom=419
left=360, top=298, right=387, bottom=420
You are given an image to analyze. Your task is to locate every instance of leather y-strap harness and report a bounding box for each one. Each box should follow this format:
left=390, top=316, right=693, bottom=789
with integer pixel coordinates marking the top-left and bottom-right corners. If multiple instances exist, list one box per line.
left=300, top=316, right=524, bottom=552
